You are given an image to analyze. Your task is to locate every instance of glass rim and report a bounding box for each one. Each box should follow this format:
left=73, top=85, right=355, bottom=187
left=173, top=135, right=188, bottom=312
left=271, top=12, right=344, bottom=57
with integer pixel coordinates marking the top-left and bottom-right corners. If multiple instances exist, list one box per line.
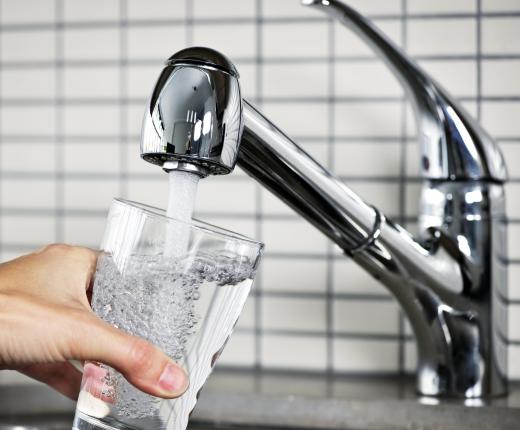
left=113, top=198, right=264, bottom=250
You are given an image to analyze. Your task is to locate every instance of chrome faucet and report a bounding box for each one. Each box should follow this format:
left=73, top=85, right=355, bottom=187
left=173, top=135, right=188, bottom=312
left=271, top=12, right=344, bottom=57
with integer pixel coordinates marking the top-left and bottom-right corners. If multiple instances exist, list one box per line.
left=140, top=0, right=508, bottom=399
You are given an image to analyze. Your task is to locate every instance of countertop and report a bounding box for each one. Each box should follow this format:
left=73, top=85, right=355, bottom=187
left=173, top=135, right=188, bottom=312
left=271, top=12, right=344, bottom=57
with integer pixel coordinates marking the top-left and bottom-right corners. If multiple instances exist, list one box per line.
left=1, top=368, right=520, bottom=430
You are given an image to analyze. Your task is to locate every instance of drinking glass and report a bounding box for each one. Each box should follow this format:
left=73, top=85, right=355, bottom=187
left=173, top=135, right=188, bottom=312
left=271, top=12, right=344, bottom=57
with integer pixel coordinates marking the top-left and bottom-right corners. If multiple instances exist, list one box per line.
left=72, top=198, right=263, bottom=430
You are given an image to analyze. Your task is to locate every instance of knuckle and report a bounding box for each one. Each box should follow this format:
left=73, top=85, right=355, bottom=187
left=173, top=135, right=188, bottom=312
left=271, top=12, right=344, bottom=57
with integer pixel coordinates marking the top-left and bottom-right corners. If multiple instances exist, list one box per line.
left=40, top=243, right=72, bottom=255
left=128, top=337, right=157, bottom=375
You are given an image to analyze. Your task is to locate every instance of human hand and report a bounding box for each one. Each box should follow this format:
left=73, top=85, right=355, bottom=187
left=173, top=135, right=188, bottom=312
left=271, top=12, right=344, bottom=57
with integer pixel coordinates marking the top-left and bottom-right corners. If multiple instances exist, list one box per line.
left=0, top=244, right=188, bottom=400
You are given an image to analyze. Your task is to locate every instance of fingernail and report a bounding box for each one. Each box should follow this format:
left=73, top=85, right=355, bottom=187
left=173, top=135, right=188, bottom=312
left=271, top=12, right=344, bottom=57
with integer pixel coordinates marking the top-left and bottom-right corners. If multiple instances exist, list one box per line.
left=158, top=363, right=188, bottom=394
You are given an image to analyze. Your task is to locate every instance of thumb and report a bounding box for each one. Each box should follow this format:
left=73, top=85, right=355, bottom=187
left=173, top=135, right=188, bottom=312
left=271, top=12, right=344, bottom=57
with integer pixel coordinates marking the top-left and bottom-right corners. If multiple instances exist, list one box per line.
left=71, top=313, right=189, bottom=399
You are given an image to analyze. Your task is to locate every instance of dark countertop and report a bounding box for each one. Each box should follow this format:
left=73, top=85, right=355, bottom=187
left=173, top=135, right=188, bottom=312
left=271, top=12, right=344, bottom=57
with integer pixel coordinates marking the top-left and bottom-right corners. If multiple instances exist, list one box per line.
left=1, top=368, right=520, bottom=430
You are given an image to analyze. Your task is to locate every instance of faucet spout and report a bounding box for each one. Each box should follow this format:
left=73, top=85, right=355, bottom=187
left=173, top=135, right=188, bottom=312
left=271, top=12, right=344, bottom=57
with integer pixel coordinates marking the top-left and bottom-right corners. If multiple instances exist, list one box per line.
left=140, top=3, right=508, bottom=399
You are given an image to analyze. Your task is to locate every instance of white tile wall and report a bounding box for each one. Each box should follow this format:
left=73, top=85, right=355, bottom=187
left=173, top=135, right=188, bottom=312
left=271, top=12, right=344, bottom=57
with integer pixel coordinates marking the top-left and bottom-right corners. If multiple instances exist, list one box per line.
left=0, top=0, right=519, bottom=383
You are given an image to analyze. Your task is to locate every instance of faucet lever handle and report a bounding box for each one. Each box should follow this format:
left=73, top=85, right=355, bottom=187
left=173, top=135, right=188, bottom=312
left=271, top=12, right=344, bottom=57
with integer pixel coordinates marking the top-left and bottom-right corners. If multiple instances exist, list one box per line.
left=426, top=226, right=480, bottom=292
left=303, top=0, right=507, bottom=183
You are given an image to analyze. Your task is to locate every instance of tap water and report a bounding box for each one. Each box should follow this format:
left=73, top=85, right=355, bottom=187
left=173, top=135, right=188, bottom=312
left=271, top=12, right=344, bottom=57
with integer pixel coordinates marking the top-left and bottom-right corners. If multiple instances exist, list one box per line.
left=164, top=170, right=200, bottom=258
left=74, top=171, right=256, bottom=430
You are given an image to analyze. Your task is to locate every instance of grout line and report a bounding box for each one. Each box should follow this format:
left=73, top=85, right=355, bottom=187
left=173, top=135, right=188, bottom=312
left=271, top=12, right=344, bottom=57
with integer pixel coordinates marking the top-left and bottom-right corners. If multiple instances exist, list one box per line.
left=2, top=134, right=520, bottom=145
left=253, top=0, right=264, bottom=371
left=476, top=0, right=482, bottom=121
left=325, top=15, right=335, bottom=375
left=0, top=10, right=519, bottom=31
left=186, top=0, right=193, bottom=45
left=396, top=0, right=408, bottom=376
left=119, top=0, right=128, bottom=199
left=0, top=1, right=2, bottom=260
left=55, top=0, right=64, bottom=243
left=3, top=53, right=520, bottom=70
left=3, top=94, right=520, bottom=106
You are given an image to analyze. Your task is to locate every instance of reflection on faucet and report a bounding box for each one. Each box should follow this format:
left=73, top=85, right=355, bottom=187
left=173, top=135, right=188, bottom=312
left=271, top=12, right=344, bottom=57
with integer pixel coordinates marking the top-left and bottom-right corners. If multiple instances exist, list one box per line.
left=140, top=0, right=508, bottom=399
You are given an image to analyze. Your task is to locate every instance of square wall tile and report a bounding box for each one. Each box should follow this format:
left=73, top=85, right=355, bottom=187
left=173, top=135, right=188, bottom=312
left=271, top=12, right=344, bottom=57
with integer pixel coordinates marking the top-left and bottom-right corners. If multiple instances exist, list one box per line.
left=333, top=338, right=399, bottom=372
left=262, top=0, right=323, bottom=18
left=509, top=264, right=520, bottom=300
left=333, top=260, right=389, bottom=296
left=1, top=31, right=55, bottom=62
left=335, top=21, right=402, bottom=58
left=334, top=143, right=401, bottom=177
left=201, top=218, right=257, bottom=241
left=334, top=300, right=399, bottom=335
left=482, top=60, right=520, bottom=97
left=1, top=179, right=55, bottom=209
left=262, top=335, right=327, bottom=370
left=261, top=188, right=299, bottom=217
left=263, top=22, right=328, bottom=59
left=0, top=249, right=27, bottom=263
left=262, top=297, right=327, bottom=332
left=234, top=62, right=257, bottom=99
left=406, top=142, right=421, bottom=177
left=127, top=0, right=185, bottom=20
left=126, top=141, right=163, bottom=175
left=194, top=0, right=255, bottom=18
left=63, top=215, right=106, bottom=247
left=235, top=296, right=256, bottom=330
left=127, top=65, right=161, bottom=98
left=509, top=345, right=520, bottom=380
left=64, top=28, right=119, bottom=61
left=127, top=177, right=169, bottom=209
left=64, top=105, right=119, bottom=136
left=64, top=0, right=119, bottom=21
left=262, top=257, right=327, bottom=293
left=482, top=102, right=520, bottom=138
left=417, top=60, right=477, bottom=98
left=508, top=225, right=520, bottom=260
left=217, top=333, right=255, bottom=367
left=506, top=183, right=520, bottom=218
left=405, top=183, right=422, bottom=218
left=263, top=102, right=328, bottom=138
left=335, top=102, right=401, bottom=137
left=193, top=24, right=255, bottom=59
left=196, top=178, right=256, bottom=215
left=126, top=104, right=145, bottom=137
left=0, top=0, right=54, bottom=24
left=64, top=142, right=120, bottom=174
left=341, top=0, right=402, bottom=15
left=1, top=67, right=56, bottom=99
left=1, top=106, right=55, bottom=136
left=262, top=219, right=328, bottom=254
left=404, top=339, right=417, bottom=373
left=335, top=61, right=402, bottom=97
left=64, top=179, right=119, bottom=210
left=263, top=63, right=328, bottom=98
left=2, top=215, right=55, bottom=246
left=1, top=142, right=56, bottom=173
left=408, top=0, right=476, bottom=13
left=482, top=18, right=520, bottom=55
left=64, top=66, right=120, bottom=99
left=407, top=19, right=476, bottom=56
left=509, top=305, right=520, bottom=341
left=128, top=26, right=185, bottom=60
left=483, top=0, right=520, bottom=12
left=347, top=181, right=400, bottom=217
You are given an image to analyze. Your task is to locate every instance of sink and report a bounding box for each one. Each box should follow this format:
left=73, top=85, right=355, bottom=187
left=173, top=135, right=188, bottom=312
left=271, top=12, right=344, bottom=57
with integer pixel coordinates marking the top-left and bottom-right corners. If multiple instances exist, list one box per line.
left=2, top=370, right=520, bottom=430
left=0, top=414, right=73, bottom=430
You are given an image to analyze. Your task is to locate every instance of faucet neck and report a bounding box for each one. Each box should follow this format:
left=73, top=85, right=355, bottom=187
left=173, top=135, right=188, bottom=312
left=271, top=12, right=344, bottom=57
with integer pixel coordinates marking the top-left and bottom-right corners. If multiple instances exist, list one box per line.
left=303, top=0, right=507, bottom=183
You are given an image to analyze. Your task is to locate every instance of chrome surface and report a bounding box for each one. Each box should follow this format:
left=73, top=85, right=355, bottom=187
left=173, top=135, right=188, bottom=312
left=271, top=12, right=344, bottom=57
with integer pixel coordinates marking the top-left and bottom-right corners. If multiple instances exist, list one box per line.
left=139, top=1, right=508, bottom=398
left=303, top=0, right=507, bottom=182
left=140, top=47, right=243, bottom=176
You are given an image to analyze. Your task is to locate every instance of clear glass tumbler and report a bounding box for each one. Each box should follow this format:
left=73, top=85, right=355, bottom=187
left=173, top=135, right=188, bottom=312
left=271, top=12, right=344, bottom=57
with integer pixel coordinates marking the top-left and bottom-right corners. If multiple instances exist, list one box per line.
left=72, top=198, right=263, bottom=430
